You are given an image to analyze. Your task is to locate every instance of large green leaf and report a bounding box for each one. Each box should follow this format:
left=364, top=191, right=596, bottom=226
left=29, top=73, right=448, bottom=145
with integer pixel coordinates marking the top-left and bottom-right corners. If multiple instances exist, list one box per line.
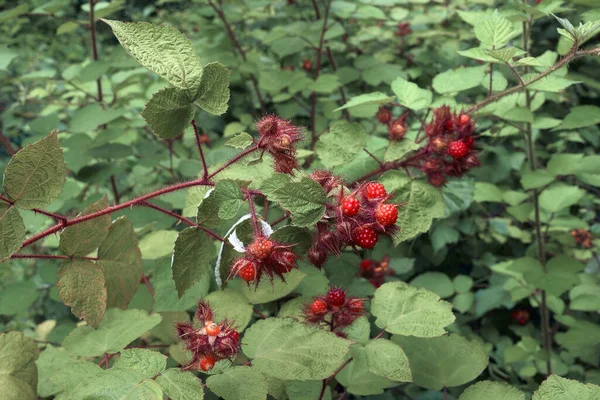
left=230, top=268, right=306, bottom=305
left=156, top=369, right=205, bottom=400
left=532, top=375, right=600, bottom=400
left=460, top=381, right=525, bottom=400
left=336, top=345, right=396, bottom=396
left=62, top=308, right=162, bottom=357
left=432, top=66, right=486, bottom=94
left=57, top=260, right=107, bottom=328
left=315, top=121, right=368, bottom=169
left=102, top=20, right=203, bottom=93
left=98, top=217, right=144, bottom=309
left=0, top=332, right=38, bottom=400
left=172, top=227, right=216, bottom=298
left=206, top=367, right=268, bottom=400
left=539, top=184, right=585, bottom=212
left=0, top=204, right=25, bottom=261
left=197, top=180, right=243, bottom=227
left=364, top=339, right=412, bottom=382
left=154, top=261, right=210, bottom=312
left=242, top=318, right=350, bottom=380
left=510, top=255, right=585, bottom=297
left=333, top=92, right=394, bottom=112
left=59, top=196, right=111, bottom=257
left=113, top=348, right=166, bottom=379
left=268, top=178, right=326, bottom=227
left=3, top=131, right=66, bottom=209
left=391, top=77, right=432, bottom=111
left=555, top=105, right=600, bottom=131
left=371, top=281, right=455, bottom=337
left=392, top=334, right=488, bottom=390
left=193, top=62, right=230, bottom=115
left=142, top=87, right=195, bottom=139
left=64, top=369, right=163, bottom=400
left=204, top=289, right=253, bottom=331
left=473, top=11, right=515, bottom=48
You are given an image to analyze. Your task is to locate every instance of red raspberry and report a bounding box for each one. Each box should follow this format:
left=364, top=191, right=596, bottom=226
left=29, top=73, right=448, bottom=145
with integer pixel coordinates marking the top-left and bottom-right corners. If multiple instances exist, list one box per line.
left=354, top=226, right=378, bottom=249
left=360, top=259, right=372, bottom=271
left=311, top=299, right=328, bottom=314
left=365, top=182, right=387, bottom=200
left=247, top=237, right=274, bottom=260
left=511, top=310, right=530, bottom=326
left=377, top=107, right=392, bottom=124
left=341, top=197, right=360, bottom=216
left=375, top=203, right=398, bottom=226
left=237, top=260, right=257, bottom=282
left=459, top=114, right=471, bottom=125
left=199, top=355, right=215, bottom=371
left=327, top=288, right=346, bottom=307
left=348, top=299, right=363, bottom=313
left=448, top=141, right=468, bottom=159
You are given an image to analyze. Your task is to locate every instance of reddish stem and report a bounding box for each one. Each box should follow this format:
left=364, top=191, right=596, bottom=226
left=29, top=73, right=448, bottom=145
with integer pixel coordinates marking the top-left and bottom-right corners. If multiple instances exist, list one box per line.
left=191, top=120, right=209, bottom=179
left=207, top=145, right=259, bottom=179
left=141, top=274, right=155, bottom=297
left=0, top=195, right=67, bottom=224
left=11, top=254, right=99, bottom=261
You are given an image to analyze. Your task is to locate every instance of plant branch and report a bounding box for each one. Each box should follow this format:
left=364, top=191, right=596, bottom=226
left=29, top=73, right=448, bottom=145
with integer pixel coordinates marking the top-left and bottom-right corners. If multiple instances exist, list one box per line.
left=11, top=254, right=98, bottom=261
left=0, top=195, right=67, bottom=224
left=191, top=120, right=209, bottom=179
left=88, top=0, right=103, bottom=104
left=318, top=357, right=353, bottom=400
left=325, top=47, right=350, bottom=120
left=0, top=131, right=17, bottom=155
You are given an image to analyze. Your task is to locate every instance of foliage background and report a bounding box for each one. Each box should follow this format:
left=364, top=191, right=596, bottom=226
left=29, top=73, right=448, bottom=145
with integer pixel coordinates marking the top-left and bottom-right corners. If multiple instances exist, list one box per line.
left=0, top=0, right=599, bottom=399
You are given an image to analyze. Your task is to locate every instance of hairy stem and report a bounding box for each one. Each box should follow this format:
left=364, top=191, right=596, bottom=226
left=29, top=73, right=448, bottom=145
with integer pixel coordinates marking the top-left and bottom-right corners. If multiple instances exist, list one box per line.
left=191, top=120, right=209, bottom=179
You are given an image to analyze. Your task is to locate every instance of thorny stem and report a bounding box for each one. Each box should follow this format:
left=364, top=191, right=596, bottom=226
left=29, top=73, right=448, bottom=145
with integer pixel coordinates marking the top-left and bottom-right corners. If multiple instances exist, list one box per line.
left=0, top=195, right=67, bottom=224
left=191, top=120, right=209, bottom=179
left=521, top=13, right=552, bottom=376
left=207, top=0, right=267, bottom=113
left=247, top=194, right=261, bottom=237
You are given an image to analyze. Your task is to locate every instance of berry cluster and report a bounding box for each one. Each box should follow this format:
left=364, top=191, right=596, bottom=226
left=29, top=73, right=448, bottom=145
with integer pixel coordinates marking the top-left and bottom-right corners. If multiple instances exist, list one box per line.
left=511, top=309, right=530, bottom=326
left=256, top=115, right=304, bottom=174
left=229, top=236, right=299, bottom=285
left=420, top=106, right=479, bottom=187
left=308, top=177, right=399, bottom=268
left=376, top=107, right=408, bottom=141
left=303, top=287, right=365, bottom=336
left=358, top=256, right=393, bottom=288
left=176, top=301, right=240, bottom=371
left=571, top=229, right=593, bottom=249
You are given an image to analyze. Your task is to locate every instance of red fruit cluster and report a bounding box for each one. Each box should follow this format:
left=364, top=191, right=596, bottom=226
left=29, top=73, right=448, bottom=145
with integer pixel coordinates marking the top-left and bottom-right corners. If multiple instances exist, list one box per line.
left=376, top=106, right=392, bottom=125
left=176, top=301, right=240, bottom=371
left=303, top=287, right=365, bottom=336
left=571, top=229, right=593, bottom=249
left=421, top=106, right=479, bottom=187
left=256, top=115, right=304, bottom=174
left=358, top=256, right=393, bottom=288
left=302, top=59, right=312, bottom=72
left=395, top=22, right=412, bottom=36
left=229, top=236, right=299, bottom=285
left=307, top=177, right=399, bottom=268
left=511, top=309, right=530, bottom=326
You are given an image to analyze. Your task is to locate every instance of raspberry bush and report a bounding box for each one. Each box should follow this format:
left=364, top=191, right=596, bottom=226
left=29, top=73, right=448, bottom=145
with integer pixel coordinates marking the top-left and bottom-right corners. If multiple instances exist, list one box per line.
left=1, top=1, right=600, bottom=399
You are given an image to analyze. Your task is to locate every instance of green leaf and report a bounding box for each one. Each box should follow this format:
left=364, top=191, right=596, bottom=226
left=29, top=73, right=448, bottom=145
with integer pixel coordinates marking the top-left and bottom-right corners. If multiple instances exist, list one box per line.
left=57, top=260, right=107, bottom=328
left=231, top=268, right=307, bottom=305
left=142, top=87, right=195, bottom=139
left=343, top=316, right=371, bottom=345
left=37, top=346, right=97, bottom=397
left=474, top=182, right=504, bottom=203
left=0, top=204, right=25, bottom=261
left=333, top=92, right=394, bottom=112
left=206, top=367, right=268, bottom=400
left=432, top=66, right=487, bottom=94
left=379, top=171, right=445, bottom=244
left=156, top=369, right=205, bottom=400
left=512, top=255, right=585, bottom=297
left=197, top=180, right=243, bottom=227
left=226, top=132, right=254, bottom=149
left=0, top=281, right=38, bottom=316
left=242, top=318, right=351, bottom=380
left=0, top=332, right=38, bottom=400
left=555, top=105, right=600, bottom=130
left=316, top=121, right=368, bottom=169
left=68, top=104, right=126, bottom=133
left=193, top=62, right=230, bottom=115
left=460, top=381, right=525, bottom=400
left=521, top=170, right=554, bottom=190
left=172, top=227, right=216, bottom=298
left=384, top=140, right=420, bottom=163
left=154, top=262, right=210, bottom=312
left=364, top=339, right=412, bottom=382
left=486, top=47, right=520, bottom=63
left=453, top=275, right=473, bottom=293
left=113, top=349, right=167, bottom=379
left=205, top=289, right=253, bottom=331
left=285, top=380, right=331, bottom=400
left=62, top=308, right=161, bottom=357
left=3, top=131, right=66, bottom=209
left=371, top=281, right=455, bottom=337
left=98, top=217, right=144, bottom=309
left=59, top=196, right=111, bottom=257
left=102, top=20, right=203, bottom=93
left=410, top=272, right=455, bottom=299
left=474, top=11, right=515, bottom=48
left=336, top=345, right=396, bottom=396
left=391, top=77, right=433, bottom=111
left=65, top=369, right=163, bottom=400
left=139, top=230, right=179, bottom=259
left=533, top=375, right=600, bottom=399
left=539, top=184, right=585, bottom=212
left=269, top=178, right=326, bottom=227
left=392, top=334, right=488, bottom=390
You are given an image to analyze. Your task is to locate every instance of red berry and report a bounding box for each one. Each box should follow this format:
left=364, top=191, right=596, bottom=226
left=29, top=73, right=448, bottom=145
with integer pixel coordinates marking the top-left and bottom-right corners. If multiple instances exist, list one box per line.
left=444, top=119, right=454, bottom=131
left=511, top=310, right=530, bottom=326
left=348, top=299, right=363, bottom=313
left=375, top=203, right=398, bottom=226
left=302, top=59, right=312, bottom=72
left=365, top=182, right=387, bottom=200
left=377, top=107, right=392, bottom=124
left=360, top=259, right=373, bottom=271
left=205, top=322, right=221, bottom=336
left=448, top=141, right=468, bottom=159
left=342, top=197, right=360, bottom=216
left=327, top=288, right=346, bottom=307
left=237, top=260, right=257, bottom=282
left=311, top=299, right=328, bottom=314
left=248, top=237, right=274, bottom=260
left=428, top=173, right=446, bottom=188
left=459, top=114, right=471, bottom=125
left=464, top=136, right=475, bottom=148
left=229, top=331, right=239, bottom=341
left=389, top=118, right=406, bottom=140
left=354, top=226, right=378, bottom=249
left=199, top=355, right=215, bottom=371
